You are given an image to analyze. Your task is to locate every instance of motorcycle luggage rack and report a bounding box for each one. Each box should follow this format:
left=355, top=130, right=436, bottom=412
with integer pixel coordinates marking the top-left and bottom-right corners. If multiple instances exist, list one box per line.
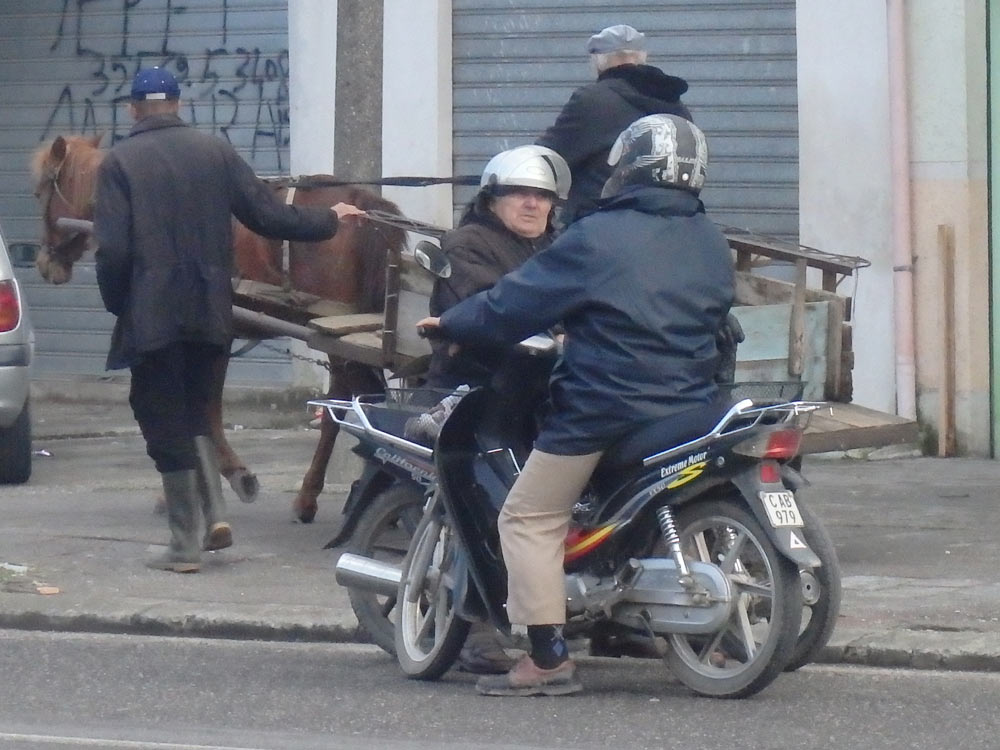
left=641, top=396, right=825, bottom=468
left=310, top=387, right=453, bottom=460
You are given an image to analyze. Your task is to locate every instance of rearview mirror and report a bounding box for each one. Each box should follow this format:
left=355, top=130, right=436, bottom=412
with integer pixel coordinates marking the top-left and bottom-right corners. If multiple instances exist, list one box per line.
left=413, top=240, right=451, bottom=279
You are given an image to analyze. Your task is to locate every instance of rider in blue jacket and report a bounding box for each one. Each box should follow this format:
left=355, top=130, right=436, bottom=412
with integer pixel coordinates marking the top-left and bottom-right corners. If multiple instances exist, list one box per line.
left=418, top=113, right=734, bottom=696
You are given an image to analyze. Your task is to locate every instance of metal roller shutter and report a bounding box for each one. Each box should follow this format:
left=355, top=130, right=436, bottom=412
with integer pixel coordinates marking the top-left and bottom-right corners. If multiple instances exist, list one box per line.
left=453, top=0, right=798, bottom=238
left=0, top=0, right=291, bottom=383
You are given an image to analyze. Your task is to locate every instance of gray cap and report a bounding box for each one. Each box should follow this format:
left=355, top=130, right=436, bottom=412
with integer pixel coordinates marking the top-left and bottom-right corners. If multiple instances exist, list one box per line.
left=587, top=24, right=645, bottom=54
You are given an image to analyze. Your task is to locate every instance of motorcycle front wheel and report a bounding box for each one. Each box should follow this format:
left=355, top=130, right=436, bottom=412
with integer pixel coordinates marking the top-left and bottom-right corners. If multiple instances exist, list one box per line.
left=668, top=498, right=802, bottom=698
left=346, top=483, right=425, bottom=655
left=394, top=499, right=470, bottom=680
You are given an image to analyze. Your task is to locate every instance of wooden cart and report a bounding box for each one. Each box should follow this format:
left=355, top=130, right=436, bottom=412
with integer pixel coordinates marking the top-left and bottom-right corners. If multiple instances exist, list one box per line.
left=232, top=232, right=919, bottom=455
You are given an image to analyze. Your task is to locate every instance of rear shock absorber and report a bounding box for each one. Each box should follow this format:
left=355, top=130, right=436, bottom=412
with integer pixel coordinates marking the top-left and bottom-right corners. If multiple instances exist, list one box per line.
left=656, top=506, right=708, bottom=602
left=655, top=505, right=692, bottom=582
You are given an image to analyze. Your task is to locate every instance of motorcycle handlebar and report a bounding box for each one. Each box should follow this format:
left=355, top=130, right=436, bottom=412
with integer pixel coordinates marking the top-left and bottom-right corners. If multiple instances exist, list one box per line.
left=417, top=324, right=559, bottom=356
left=416, top=325, right=446, bottom=341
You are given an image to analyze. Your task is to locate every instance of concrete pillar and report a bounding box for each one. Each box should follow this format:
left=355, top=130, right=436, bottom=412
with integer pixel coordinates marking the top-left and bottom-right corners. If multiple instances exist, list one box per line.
left=382, top=0, right=454, bottom=236
left=287, top=0, right=385, bottom=391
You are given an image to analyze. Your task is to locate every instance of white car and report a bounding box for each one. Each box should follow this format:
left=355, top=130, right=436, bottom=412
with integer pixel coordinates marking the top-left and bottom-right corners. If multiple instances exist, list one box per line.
left=0, top=229, right=34, bottom=483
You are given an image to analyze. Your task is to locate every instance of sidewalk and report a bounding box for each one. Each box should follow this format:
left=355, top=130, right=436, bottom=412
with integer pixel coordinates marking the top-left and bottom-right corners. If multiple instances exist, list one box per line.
left=1, top=379, right=998, bottom=672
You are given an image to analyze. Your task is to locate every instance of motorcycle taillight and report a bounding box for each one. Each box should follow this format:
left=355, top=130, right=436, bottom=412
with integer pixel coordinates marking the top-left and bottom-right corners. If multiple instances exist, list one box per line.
left=733, top=426, right=802, bottom=460
left=0, top=280, right=21, bottom=333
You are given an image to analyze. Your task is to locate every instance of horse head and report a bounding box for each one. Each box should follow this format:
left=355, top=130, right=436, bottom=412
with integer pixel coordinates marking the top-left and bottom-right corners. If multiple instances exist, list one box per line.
left=31, top=133, right=104, bottom=284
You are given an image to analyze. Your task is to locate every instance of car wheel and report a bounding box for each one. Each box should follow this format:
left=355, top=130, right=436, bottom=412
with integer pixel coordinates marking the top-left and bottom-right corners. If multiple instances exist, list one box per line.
left=0, top=398, right=31, bottom=484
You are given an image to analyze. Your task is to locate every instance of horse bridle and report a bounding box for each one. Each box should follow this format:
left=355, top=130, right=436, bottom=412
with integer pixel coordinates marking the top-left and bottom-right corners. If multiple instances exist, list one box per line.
left=37, top=153, right=89, bottom=258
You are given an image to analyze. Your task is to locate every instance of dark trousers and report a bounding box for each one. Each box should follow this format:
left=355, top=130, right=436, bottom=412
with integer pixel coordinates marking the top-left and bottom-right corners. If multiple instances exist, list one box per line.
left=129, top=341, right=223, bottom=473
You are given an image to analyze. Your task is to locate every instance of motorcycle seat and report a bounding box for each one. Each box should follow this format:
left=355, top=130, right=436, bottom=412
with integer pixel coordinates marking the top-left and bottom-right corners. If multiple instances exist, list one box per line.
left=595, top=397, right=733, bottom=477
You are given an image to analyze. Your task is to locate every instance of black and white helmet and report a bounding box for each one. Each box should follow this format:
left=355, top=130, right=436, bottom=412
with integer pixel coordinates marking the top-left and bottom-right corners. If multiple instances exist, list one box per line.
left=602, top=114, right=708, bottom=198
left=480, top=145, right=571, bottom=200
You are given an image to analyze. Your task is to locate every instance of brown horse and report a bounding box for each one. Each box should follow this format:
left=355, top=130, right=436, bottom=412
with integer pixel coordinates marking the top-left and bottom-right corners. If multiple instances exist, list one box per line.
left=31, top=134, right=406, bottom=523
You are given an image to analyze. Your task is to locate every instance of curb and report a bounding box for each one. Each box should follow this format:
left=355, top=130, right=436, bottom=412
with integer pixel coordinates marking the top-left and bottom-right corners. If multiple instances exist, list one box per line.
left=2, top=608, right=998, bottom=673
left=818, top=629, right=1000, bottom=672
left=0, top=609, right=361, bottom=644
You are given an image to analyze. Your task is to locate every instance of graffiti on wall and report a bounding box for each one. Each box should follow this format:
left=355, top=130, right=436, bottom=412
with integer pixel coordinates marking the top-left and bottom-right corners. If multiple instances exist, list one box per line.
left=40, top=0, right=289, bottom=171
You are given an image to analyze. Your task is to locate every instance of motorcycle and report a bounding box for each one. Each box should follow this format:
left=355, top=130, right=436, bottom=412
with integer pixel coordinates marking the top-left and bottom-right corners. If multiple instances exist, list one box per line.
left=321, top=385, right=441, bottom=654
left=329, top=331, right=840, bottom=697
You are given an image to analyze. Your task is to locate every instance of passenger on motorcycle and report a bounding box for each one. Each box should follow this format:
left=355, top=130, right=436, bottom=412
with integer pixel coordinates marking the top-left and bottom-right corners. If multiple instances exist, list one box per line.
left=424, top=144, right=569, bottom=390
left=412, top=145, right=572, bottom=676
left=417, top=113, right=734, bottom=696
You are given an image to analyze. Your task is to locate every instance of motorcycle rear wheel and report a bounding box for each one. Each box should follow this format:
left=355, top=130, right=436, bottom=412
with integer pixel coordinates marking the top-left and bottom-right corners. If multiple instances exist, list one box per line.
left=395, top=502, right=470, bottom=680
left=346, top=483, right=425, bottom=655
left=667, top=498, right=802, bottom=698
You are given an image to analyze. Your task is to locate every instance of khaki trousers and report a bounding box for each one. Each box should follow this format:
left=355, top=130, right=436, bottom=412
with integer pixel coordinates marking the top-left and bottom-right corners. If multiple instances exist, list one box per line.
left=499, top=448, right=604, bottom=625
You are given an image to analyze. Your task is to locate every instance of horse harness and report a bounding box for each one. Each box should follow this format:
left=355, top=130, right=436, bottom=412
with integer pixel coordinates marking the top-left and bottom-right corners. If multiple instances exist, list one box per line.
left=39, top=153, right=91, bottom=256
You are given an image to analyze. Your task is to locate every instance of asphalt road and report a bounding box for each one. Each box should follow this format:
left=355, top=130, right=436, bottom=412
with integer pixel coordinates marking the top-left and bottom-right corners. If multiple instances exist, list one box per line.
left=1, top=630, right=997, bottom=750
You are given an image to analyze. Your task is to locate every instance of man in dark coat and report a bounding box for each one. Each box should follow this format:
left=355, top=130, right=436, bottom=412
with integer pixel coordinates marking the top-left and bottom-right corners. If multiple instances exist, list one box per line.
left=94, top=67, right=366, bottom=573
left=418, top=114, right=733, bottom=696
left=536, top=24, right=692, bottom=226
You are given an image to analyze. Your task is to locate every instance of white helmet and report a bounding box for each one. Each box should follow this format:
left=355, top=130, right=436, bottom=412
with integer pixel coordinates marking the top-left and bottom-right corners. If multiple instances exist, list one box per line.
left=480, top=145, right=571, bottom=200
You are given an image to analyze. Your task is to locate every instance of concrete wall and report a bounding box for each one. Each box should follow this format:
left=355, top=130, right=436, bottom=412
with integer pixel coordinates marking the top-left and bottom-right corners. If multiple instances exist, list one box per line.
left=908, top=0, right=989, bottom=454
left=289, top=0, right=338, bottom=177
left=797, top=2, right=896, bottom=414
left=798, top=0, right=989, bottom=454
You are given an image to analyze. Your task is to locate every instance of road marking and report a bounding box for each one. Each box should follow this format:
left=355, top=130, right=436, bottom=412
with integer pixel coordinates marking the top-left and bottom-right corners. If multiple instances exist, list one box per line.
left=0, top=734, right=269, bottom=750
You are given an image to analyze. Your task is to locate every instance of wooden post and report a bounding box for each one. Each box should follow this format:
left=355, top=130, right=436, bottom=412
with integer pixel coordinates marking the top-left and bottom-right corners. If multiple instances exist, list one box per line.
left=787, top=258, right=808, bottom=378
left=938, top=224, right=957, bottom=456
left=381, top=247, right=402, bottom=368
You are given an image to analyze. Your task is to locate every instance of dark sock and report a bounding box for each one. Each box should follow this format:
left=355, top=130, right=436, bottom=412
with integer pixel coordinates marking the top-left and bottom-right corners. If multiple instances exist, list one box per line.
left=527, top=624, right=569, bottom=669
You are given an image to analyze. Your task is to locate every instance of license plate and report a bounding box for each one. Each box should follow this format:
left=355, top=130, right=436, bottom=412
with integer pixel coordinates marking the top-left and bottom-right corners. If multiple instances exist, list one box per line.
left=759, top=491, right=804, bottom=527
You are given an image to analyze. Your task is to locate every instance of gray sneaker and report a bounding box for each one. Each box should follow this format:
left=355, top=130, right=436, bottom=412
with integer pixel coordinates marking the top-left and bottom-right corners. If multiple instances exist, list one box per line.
left=476, top=655, right=582, bottom=696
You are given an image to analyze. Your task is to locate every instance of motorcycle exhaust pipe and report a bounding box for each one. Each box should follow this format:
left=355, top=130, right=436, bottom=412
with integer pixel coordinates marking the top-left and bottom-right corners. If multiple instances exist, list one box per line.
left=335, top=553, right=401, bottom=596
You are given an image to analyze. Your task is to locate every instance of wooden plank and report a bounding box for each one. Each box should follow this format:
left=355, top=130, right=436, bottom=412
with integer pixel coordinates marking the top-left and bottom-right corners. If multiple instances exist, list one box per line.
left=308, top=313, right=384, bottom=336
left=734, top=271, right=848, bottom=312
left=787, top=259, right=807, bottom=378
left=824, top=298, right=846, bottom=400
left=305, top=330, right=390, bottom=368
left=731, top=302, right=830, bottom=400
left=382, top=248, right=402, bottom=364
left=725, top=234, right=860, bottom=277
left=938, top=224, right=957, bottom=456
left=395, top=289, right=433, bottom=358
left=387, top=254, right=436, bottom=360
left=801, top=402, right=920, bottom=454
left=233, top=279, right=356, bottom=322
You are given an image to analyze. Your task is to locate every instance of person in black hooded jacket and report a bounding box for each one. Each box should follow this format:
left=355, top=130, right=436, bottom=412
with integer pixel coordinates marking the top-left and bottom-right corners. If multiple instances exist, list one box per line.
left=536, top=24, right=692, bottom=226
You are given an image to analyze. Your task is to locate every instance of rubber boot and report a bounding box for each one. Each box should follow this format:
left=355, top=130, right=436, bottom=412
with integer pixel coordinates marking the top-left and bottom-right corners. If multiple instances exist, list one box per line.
left=146, top=470, right=202, bottom=573
left=194, top=435, right=232, bottom=551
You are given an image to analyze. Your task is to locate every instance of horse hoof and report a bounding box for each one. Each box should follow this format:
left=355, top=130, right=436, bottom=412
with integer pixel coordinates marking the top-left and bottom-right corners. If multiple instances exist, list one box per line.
left=293, top=502, right=317, bottom=524
left=228, top=470, right=260, bottom=504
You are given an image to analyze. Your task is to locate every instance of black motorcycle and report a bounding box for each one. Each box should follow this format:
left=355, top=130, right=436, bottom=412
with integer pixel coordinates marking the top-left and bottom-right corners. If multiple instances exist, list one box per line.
left=330, top=332, right=839, bottom=697
left=320, top=385, right=444, bottom=654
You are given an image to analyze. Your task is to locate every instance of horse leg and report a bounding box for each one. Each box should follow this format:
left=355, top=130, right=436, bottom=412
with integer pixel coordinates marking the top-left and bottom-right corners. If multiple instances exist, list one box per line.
left=292, top=361, right=383, bottom=524
left=209, top=345, right=260, bottom=503
left=293, top=401, right=339, bottom=524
